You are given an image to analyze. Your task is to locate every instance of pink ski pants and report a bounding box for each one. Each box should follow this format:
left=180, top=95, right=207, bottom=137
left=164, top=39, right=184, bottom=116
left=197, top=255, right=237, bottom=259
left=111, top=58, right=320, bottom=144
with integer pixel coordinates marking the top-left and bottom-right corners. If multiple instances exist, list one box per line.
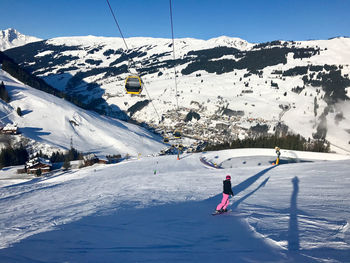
left=216, top=193, right=230, bottom=210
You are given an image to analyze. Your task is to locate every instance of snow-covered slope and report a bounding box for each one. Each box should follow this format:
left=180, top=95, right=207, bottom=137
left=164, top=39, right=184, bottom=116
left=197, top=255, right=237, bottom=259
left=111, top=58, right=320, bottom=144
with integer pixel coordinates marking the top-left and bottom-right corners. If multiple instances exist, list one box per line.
left=0, top=69, right=164, bottom=156
left=0, top=149, right=349, bottom=262
left=0, top=28, right=41, bottom=51
left=4, top=35, right=350, bottom=153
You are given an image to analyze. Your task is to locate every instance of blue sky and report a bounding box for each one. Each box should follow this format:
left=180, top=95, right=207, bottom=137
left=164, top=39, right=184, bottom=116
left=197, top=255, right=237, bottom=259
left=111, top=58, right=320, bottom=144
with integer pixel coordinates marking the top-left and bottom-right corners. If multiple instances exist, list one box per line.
left=1, top=0, right=349, bottom=43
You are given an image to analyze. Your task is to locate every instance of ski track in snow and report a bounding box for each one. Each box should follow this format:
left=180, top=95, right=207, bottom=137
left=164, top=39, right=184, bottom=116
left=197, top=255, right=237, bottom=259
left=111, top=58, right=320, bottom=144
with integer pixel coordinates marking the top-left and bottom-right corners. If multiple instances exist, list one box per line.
left=0, top=149, right=350, bottom=262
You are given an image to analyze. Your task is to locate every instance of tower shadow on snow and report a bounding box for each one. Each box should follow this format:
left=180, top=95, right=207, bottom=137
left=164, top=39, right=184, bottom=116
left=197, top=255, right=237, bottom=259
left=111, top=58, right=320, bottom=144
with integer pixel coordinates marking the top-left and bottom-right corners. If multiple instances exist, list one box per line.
left=288, top=176, right=300, bottom=251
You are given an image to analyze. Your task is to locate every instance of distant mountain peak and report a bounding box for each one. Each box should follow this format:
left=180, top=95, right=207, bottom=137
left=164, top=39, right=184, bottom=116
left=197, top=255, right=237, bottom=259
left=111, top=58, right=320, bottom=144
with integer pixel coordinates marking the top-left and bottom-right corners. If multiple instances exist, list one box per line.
left=207, top=35, right=252, bottom=50
left=0, top=28, right=41, bottom=51
left=1, top=28, right=19, bottom=42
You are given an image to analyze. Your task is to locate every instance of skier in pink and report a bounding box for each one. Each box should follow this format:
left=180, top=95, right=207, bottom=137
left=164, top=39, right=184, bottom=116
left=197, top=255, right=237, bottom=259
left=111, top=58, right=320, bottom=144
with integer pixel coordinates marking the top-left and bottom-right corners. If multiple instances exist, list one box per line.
left=215, top=175, right=234, bottom=213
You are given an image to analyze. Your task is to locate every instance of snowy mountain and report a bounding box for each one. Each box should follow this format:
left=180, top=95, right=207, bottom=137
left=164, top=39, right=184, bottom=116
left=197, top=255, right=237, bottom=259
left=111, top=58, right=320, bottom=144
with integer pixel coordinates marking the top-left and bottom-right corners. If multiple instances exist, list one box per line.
left=0, top=28, right=41, bottom=51
left=0, top=148, right=349, bottom=262
left=0, top=69, right=164, bottom=157
left=4, top=35, right=350, bottom=153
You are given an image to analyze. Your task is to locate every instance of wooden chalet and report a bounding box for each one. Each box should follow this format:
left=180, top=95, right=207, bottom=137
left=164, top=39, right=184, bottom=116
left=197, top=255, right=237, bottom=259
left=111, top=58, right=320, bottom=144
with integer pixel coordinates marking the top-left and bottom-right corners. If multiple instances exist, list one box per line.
left=25, top=157, right=52, bottom=175
left=83, top=153, right=99, bottom=166
left=83, top=154, right=115, bottom=166
left=97, top=156, right=108, bottom=164
left=1, top=123, right=18, bottom=135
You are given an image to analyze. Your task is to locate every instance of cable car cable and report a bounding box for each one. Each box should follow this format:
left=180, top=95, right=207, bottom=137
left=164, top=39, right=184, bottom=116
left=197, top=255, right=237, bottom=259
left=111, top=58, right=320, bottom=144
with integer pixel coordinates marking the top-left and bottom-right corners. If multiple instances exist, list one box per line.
left=169, top=0, right=179, bottom=114
left=169, top=0, right=183, bottom=158
left=105, top=0, right=162, bottom=124
left=143, top=84, right=161, bottom=122
left=106, top=0, right=130, bottom=52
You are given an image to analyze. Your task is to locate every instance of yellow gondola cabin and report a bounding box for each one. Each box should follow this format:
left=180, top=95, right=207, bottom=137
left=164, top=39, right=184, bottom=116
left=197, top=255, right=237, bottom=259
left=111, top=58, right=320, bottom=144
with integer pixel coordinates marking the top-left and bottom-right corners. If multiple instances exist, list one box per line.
left=125, top=75, right=143, bottom=94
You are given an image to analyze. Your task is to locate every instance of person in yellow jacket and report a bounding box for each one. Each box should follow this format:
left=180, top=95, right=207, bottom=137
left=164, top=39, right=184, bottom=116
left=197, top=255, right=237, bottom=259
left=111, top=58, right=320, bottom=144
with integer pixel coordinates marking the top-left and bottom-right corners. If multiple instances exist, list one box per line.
left=275, top=146, right=281, bottom=165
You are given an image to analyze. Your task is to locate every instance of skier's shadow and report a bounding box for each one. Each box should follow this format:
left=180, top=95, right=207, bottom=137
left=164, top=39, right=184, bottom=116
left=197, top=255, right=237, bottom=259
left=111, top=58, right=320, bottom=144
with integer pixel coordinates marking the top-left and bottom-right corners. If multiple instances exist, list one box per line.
left=232, top=166, right=276, bottom=196
left=231, top=177, right=270, bottom=209
left=208, top=166, right=275, bottom=208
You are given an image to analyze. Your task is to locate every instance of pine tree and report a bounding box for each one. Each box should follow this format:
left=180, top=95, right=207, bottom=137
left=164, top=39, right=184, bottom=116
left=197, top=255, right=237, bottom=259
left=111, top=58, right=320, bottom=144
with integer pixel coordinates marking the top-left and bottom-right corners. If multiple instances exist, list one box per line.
left=0, top=81, right=10, bottom=102
left=314, top=97, right=319, bottom=117
left=0, top=144, right=29, bottom=168
left=14, top=144, right=29, bottom=164
left=35, top=168, right=42, bottom=177
left=63, top=158, right=71, bottom=170
left=17, top=107, right=22, bottom=116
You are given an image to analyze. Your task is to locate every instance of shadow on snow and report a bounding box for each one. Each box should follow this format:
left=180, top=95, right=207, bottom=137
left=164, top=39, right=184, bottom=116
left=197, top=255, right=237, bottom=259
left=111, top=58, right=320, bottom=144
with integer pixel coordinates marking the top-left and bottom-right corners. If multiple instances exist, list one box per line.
left=0, top=167, right=347, bottom=262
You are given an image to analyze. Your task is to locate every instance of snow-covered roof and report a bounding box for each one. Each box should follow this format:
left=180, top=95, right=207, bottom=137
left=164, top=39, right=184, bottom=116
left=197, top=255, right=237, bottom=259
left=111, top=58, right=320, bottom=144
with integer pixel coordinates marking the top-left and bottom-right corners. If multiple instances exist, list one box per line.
left=25, top=157, right=52, bottom=168
left=2, top=123, right=18, bottom=131
left=83, top=153, right=98, bottom=161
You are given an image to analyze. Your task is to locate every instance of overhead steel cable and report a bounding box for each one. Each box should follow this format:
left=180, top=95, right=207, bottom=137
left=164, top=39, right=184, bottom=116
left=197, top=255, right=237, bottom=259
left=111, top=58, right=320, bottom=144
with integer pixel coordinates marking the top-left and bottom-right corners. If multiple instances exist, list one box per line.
left=169, top=0, right=179, bottom=114
left=143, top=84, right=162, bottom=122
left=106, top=0, right=135, bottom=71
left=169, top=0, right=183, bottom=160
left=106, top=0, right=130, bottom=51
left=105, top=0, right=162, bottom=124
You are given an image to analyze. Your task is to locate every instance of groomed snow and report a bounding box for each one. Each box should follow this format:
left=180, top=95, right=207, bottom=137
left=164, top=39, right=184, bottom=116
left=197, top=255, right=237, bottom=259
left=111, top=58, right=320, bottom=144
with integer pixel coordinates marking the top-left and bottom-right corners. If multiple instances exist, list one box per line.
left=0, top=148, right=349, bottom=262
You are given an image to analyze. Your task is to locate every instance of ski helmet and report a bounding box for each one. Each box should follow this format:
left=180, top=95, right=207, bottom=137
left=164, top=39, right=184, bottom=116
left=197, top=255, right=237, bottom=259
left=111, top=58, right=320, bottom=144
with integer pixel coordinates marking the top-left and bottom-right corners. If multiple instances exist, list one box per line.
left=226, top=175, right=231, bottom=180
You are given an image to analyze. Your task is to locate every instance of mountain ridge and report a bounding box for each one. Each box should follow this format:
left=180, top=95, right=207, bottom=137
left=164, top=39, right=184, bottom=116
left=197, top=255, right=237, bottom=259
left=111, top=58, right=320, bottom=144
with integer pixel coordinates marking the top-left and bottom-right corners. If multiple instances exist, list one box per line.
left=2, top=33, right=350, bottom=153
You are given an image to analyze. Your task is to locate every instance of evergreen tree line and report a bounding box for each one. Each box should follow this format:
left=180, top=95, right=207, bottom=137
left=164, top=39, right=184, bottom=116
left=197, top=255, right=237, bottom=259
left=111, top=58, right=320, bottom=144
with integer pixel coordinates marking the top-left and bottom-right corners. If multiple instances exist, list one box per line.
left=0, top=144, right=29, bottom=168
left=127, top=100, right=150, bottom=116
left=0, top=145, right=84, bottom=169
left=1, top=51, right=129, bottom=120
left=181, top=46, right=320, bottom=75
left=36, top=147, right=83, bottom=163
left=204, top=134, right=330, bottom=153
left=1, top=57, right=84, bottom=107
left=0, top=51, right=104, bottom=115
left=303, top=69, right=350, bottom=103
